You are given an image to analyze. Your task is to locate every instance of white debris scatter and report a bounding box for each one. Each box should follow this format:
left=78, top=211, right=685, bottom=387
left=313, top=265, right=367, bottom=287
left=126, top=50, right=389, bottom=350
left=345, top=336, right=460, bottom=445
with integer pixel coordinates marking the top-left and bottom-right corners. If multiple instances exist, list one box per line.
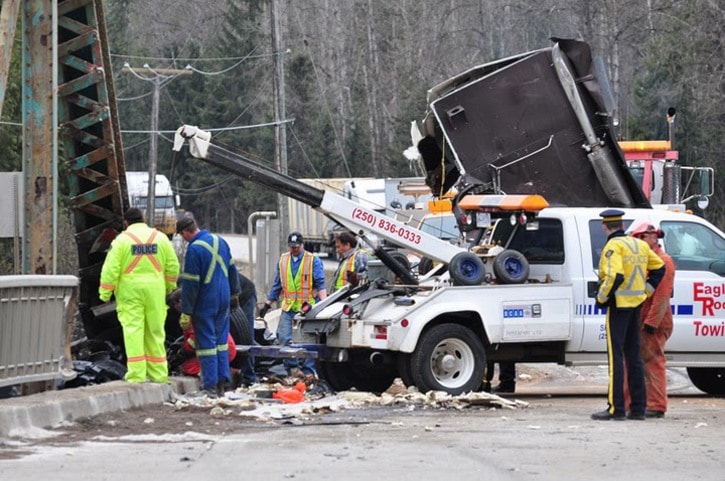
left=143, top=417, right=155, bottom=424
left=168, top=378, right=528, bottom=422
left=694, top=422, right=708, bottom=429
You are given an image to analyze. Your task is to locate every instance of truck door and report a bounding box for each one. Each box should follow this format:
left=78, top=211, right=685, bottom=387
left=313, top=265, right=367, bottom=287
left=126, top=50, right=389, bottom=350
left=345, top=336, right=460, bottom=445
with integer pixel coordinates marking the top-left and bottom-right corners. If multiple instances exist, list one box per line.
left=660, top=219, right=725, bottom=352
left=578, top=217, right=635, bottom=352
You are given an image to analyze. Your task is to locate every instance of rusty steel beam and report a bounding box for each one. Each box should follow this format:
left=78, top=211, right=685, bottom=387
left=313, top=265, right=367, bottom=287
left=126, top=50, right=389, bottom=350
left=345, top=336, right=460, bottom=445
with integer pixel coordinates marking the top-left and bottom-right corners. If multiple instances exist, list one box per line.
left=55, top=0, right=125, bottom=326
left=22, top=0, right=54, bottom=274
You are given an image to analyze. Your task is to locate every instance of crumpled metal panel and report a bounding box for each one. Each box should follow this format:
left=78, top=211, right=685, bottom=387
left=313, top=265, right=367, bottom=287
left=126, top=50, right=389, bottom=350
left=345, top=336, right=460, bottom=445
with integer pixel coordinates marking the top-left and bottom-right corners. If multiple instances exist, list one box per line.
left=419, top=40, right=649, bottom=209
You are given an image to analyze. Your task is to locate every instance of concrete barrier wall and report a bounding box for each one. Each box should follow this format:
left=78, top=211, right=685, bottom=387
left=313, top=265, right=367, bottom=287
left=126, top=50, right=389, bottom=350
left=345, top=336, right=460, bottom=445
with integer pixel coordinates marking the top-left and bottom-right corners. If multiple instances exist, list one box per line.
left=0, top=275, right=78, bottom=387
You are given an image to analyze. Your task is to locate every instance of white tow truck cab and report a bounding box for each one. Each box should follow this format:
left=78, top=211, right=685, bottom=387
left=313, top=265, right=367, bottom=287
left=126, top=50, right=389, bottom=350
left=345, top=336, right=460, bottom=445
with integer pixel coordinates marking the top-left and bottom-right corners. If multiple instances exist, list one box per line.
left=296, top=201, right=725, bottom=396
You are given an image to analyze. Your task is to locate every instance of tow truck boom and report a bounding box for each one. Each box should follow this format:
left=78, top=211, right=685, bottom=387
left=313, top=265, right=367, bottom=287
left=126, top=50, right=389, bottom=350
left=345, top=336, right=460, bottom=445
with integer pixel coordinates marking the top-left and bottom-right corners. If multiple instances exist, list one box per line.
left=172, top=125, right=464, bottom=267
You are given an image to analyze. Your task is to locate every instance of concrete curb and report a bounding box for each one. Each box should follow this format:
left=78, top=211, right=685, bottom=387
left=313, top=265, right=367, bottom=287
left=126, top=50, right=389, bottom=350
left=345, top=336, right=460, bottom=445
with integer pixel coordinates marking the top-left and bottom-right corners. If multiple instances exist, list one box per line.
left=0, top=377, right=198, bottom=437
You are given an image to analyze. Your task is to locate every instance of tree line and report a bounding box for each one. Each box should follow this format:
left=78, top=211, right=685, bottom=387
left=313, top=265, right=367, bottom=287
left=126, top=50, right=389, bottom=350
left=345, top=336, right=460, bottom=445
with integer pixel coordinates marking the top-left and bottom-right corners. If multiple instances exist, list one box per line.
left=0, top=0, right=723, bottom=235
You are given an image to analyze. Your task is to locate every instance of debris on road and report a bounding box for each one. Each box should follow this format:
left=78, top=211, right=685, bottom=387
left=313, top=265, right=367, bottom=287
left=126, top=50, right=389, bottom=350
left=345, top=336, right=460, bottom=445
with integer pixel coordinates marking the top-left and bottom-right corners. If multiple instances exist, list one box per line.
left=167, top=377, right=528, bottom=422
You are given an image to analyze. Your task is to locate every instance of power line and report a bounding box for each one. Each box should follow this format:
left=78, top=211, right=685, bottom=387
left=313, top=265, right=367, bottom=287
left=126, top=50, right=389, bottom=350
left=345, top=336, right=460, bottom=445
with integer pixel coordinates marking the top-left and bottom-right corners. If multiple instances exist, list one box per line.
left=120, top=118, right=295, bottom=134
left=110, top=51, right=282, bottom=62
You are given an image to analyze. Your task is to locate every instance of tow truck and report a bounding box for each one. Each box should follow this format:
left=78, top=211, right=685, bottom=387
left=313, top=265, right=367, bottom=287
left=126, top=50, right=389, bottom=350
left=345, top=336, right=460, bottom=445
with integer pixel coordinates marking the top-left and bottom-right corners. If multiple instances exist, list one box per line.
left=172, top=39, right=725, bottom=396
left=173, top=133, right=725, bottom=397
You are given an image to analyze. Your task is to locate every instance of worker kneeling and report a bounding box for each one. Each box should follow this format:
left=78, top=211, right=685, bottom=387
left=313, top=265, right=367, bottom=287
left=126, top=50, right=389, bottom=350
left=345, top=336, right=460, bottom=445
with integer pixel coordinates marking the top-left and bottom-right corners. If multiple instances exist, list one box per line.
left=179, top=322, right=237, bottom=385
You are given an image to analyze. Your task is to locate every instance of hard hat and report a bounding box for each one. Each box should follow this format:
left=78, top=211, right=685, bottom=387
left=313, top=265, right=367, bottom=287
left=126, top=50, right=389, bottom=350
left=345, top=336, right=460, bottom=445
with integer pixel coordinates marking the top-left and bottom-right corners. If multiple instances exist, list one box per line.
left=626, top=219, right=664, bottom=238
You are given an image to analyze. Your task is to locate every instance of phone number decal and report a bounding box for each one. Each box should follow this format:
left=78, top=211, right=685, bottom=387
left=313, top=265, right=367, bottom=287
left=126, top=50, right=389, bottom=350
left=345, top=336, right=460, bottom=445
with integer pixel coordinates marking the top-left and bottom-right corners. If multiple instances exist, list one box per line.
left=351, top=208, right=422, bottom=245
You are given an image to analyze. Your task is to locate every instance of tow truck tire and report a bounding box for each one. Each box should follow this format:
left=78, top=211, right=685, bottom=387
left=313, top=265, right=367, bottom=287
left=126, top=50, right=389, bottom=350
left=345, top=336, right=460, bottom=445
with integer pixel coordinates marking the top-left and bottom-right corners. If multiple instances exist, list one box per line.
left=449, top=252, right=486, bottom=286
left=388, top=250, right=411, bottom=272
left=493, top=249, right=529, bottom=284
left=686, top=367, right=725, bottom=395
left=318, top=361, right=354, bottom=392
left=417, top=257, right=434, bottom=276
left=410, top=323, right=486, bottom=395
left=319, top=359, right=398, bottom=393
left=397, top=353, right=415, bottom=388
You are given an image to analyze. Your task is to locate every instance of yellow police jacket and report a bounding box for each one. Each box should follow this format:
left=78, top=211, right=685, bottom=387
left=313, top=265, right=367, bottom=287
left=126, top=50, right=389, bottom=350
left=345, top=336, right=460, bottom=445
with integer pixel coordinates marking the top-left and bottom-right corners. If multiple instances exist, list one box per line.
left=99, top=223, right=179, bottom=302
left=597, top=235, right=665, bottom=308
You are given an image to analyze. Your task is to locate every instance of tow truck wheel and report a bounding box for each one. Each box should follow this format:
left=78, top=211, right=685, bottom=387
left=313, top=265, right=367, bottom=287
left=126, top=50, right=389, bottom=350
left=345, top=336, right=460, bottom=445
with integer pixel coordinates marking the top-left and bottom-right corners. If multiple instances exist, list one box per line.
left=319, top=359, right=397, bottom=393
left=449, top=252, right=486, bottom=286
left=410, top=323, right=486, bottom=395
left=397, top=353, right=415, bottom=388
left=493, top=249, right=529, bottom=284
left=686, top=367, right=725, bottom=395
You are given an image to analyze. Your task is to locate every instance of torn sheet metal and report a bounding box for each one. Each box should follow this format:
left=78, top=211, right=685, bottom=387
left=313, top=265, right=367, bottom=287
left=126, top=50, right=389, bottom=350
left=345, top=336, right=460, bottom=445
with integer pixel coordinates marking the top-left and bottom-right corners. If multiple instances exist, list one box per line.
left=417, top=39, right=649, bottom=209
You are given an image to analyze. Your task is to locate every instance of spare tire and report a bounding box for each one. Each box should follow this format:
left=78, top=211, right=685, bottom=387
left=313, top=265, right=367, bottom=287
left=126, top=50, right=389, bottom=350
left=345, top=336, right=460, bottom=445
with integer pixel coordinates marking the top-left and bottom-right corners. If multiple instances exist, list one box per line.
left=449, top=252, right=486, bottom=286
left=493, top=249, right=529, bottom=284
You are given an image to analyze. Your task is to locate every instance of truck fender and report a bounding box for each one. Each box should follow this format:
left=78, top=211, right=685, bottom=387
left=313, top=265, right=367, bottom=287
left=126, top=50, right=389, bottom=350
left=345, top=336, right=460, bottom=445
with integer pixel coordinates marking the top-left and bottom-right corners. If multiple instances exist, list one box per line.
left=394, top=299, right=491, bottom=353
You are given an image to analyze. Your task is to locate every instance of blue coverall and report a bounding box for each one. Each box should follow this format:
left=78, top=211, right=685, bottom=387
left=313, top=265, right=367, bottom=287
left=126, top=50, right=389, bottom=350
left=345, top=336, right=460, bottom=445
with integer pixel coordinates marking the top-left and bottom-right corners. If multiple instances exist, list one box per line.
left=180, top=229, right=240, bottom=390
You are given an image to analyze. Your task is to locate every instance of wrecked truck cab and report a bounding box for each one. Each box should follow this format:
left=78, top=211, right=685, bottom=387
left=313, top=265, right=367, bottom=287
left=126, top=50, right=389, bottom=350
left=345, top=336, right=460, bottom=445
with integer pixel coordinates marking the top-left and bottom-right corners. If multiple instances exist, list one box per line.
left=415, top=38, right=649, bottom=211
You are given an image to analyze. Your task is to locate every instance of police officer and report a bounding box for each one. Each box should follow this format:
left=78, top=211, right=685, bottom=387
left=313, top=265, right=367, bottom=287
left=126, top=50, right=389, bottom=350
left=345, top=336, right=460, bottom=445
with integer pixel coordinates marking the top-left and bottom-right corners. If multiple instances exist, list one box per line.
left=99, top=208, right=180, bottom=383
left=177, top=217, right=240, bottom=396
left=591, top=209, right=666, bottom=421
left=331, top=231, right=370, bottom=292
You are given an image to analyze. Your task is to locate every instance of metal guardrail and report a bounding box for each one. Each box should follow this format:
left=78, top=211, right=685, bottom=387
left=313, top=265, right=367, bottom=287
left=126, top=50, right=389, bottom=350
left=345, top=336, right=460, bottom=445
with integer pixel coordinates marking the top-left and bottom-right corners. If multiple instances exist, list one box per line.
left=0, top=275, right=78, bottom=388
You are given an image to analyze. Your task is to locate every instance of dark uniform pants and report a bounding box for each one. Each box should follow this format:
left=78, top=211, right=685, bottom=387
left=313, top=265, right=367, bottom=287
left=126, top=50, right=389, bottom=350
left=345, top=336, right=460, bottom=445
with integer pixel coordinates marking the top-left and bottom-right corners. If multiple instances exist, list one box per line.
left=606, top=306, right=646, bottom=416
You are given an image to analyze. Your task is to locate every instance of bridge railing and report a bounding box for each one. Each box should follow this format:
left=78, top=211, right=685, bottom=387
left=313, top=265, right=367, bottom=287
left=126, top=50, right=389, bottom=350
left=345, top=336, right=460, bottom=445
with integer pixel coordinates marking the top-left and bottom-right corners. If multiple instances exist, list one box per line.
left=0, top=275, right=78, bottom=388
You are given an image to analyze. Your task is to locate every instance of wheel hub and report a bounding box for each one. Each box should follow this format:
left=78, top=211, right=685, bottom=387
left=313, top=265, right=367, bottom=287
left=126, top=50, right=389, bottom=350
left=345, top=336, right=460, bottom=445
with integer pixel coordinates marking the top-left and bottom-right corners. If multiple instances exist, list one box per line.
left=439, top=353, right=457, bottom=371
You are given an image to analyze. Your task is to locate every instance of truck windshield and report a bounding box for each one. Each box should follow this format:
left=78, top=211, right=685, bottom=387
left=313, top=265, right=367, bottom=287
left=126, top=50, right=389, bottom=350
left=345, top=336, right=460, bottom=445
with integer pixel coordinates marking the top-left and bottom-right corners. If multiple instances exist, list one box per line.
left=419, top=213, right=459, bottom=242
left=491, top=218, right=565, bottom=264
left=135, top=196, right=175, bottom=209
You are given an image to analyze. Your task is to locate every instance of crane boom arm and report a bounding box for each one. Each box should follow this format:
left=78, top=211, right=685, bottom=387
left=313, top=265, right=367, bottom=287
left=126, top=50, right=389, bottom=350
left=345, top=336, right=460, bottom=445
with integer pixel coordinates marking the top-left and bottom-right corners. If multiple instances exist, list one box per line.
left=173, top=125, right=464, bottom=265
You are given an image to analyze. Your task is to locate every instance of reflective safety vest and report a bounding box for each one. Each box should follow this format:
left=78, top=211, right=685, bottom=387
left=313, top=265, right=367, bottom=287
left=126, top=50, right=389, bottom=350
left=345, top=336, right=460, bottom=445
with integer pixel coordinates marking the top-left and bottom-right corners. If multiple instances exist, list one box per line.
left=279, top=251, right=316, bottom=312
left=99, top=223, right=179, bottom=301
left=597, top=235, right=665, bottom=308
left=335, top=249, right=360, bottom=291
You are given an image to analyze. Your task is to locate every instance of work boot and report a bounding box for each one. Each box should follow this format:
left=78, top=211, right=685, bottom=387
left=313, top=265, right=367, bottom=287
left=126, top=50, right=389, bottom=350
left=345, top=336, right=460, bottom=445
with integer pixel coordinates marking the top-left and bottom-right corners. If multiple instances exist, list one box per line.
left=199, top=388, right=218, bottom=399
left=626, top=412, right=646, bottom=421
left=216, top=381, right=231, bottom=397
left=645, top=410, right=665, bottom=418
left=491, top=383, right=515, bottom=394
left=591, top=409, right=625, bottom=421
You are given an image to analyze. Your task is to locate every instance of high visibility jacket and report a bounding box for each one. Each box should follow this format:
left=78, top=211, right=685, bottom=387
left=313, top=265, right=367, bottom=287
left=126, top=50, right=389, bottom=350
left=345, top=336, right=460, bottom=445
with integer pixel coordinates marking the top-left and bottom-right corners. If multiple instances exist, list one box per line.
left=333, top=248, right=369, bottom=291
left=279, top=251, right=316, bottom=312
left=99, top=222, right=179, bottom=301
left=597, top=232, right=665, bottom=308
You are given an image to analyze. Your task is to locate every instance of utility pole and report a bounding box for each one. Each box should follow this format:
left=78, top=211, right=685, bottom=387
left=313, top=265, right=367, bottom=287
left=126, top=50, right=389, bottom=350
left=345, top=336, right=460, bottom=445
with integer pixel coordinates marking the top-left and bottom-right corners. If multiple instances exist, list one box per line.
left=121, top=64, right=191, bottom=225
left=271, top=0, right=289, bottom=239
